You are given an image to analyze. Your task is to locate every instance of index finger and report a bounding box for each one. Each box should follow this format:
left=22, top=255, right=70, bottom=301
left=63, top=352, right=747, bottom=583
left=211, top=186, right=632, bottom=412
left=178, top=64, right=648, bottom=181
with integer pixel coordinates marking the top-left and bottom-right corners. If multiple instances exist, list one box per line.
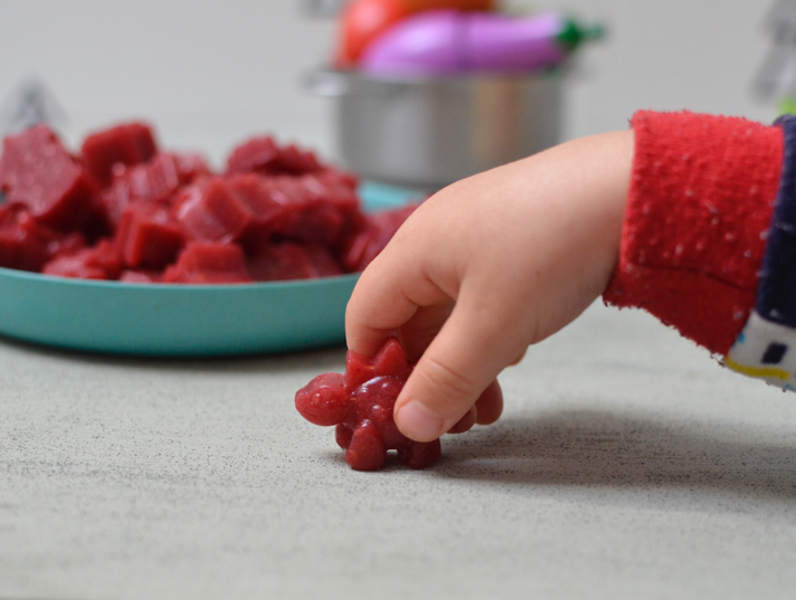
left=345, top=246, right=450, bottom=358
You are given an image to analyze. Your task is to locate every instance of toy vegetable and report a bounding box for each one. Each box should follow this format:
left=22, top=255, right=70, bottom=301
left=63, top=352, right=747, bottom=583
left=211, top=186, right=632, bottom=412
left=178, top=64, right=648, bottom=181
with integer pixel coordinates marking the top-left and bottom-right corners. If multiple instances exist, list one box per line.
left=335, top=0, right=497, bottom=67
left=360, top=9, right=604, bottom=76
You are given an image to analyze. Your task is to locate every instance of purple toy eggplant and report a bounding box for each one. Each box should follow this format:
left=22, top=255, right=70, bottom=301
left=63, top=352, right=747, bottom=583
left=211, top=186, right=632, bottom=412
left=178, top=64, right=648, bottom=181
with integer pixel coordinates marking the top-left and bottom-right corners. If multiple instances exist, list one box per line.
left=360, top=10, right=604, bottom=77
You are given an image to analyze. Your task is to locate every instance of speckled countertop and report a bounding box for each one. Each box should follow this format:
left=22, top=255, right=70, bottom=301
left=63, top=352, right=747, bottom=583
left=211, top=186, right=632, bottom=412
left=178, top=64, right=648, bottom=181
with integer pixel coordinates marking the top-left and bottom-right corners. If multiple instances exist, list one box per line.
left=3, top=302, right=796, bottom=599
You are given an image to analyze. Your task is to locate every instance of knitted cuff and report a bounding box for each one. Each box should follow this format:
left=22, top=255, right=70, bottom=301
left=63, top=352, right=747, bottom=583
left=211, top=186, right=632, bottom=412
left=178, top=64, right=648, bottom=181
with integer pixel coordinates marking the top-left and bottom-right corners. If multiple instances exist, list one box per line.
left=603, top=110, right=784, bottom=355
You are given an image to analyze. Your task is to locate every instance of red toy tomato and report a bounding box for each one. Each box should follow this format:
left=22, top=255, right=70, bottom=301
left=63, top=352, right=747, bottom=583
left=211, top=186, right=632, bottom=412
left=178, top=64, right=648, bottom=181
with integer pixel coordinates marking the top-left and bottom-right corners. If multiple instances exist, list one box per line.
left=402, top=0, right=495, bottom=11
left=335, top=0, right=498, bottom=68
left=336, top=0, right=408, bottom=68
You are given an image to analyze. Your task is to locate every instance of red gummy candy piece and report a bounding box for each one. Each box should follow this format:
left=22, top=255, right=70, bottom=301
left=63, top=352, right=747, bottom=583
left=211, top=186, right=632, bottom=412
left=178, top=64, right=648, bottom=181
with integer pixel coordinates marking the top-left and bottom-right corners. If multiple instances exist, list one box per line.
left=295, top=338, right=441, bottom=471
left=341, top=203, right=418, bottom=272
left=162, top=241, right=253, bottom=284
left=80, top=121, right=158, bottom=188
left=115, top=202, right=185, bottom=269
left=0, top=124, right=99, bottom=230
left=225, top=135, right=324, bottom=176
left=268, top=172, right=363, bottom=248
left=343, top=419, right=389, bottom=472
left=172, top=177, right=258, bottom=244
left=42, top=239, right=122, bottom=280
left=344, top=334, right=411, bottom=389
left=101, top=152, right=211, bottom=228
left=0, top=204, right=80, bottom=272
left=174, top=171, right=363, bottom=253
left=246, top=241, right=343, bottom=281
left=295, top=372, right=350, bottom=426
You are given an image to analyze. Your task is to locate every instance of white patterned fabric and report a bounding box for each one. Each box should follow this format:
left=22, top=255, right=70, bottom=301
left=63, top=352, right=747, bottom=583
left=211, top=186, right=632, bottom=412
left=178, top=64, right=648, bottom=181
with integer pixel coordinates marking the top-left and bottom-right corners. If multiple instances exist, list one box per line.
left=724, top=311, right=796, bottom=390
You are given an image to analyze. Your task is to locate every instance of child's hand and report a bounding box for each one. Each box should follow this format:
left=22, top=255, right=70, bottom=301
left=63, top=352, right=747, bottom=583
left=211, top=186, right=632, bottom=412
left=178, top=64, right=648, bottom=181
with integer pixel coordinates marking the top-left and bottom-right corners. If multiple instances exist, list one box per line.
left=345, top=130, right=634, bottom=442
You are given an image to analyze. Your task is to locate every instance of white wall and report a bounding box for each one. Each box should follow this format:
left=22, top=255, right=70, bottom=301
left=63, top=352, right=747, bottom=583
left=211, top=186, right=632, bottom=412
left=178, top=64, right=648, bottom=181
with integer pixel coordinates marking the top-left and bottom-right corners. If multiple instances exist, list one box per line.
left=0, top=1, right=338, bottom=164
left=0, top=0, right=780, bottom=166
left=531, top=0, right=778, bottom=138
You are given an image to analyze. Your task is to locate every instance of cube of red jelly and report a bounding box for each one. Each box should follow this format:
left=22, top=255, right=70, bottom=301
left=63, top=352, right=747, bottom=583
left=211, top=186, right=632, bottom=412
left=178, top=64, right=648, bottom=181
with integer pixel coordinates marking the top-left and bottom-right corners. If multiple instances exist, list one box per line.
left=174, top=165, right=361, bottom=251
left=101, top=152, right=212, bottom=228
left=265, top=173, right=362, bottom=247
left=80, top=122, right=158, bottom=187
left=275, top=143, right=324, bottom=175
left=229, top=173, right=357, bottom=251
left=0, top=204, right=70, bottom=271
left=42, top=239, right=122, bottom=280
left=225, top=135, right=278, bottom=175
left=162, top=242, right=253, bottom=284
left=246, top=241, right=344, bottom=281
left=0, top=124, right=99, bottom=230
left=115, top=202, right=185, bottom=269
left=341, top=203, right=418, bottom=272
left=321, top=167, right=360, bottom=191
left=226, top=173, right=288, bottom=223
left=172, top=177, right=255, bottom=243
left=225, top=135, right=323, bottom=176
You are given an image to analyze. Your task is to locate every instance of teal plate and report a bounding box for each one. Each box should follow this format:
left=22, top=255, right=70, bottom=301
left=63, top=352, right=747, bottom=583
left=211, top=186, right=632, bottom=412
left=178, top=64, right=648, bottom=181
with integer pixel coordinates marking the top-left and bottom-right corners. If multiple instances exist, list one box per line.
left=0, top=182, right=422, bottom=356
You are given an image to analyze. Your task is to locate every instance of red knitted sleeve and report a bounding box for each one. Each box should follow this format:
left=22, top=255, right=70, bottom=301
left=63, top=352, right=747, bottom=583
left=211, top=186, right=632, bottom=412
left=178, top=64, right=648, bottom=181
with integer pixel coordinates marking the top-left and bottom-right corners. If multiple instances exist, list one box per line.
left=603, top=110, right=784, bottom=355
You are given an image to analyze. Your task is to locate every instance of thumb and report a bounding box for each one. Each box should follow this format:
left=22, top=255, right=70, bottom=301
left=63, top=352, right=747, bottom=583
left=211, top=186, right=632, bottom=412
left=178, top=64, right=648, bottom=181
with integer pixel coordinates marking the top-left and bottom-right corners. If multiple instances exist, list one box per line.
left=394, top=294, right=524, bottom=442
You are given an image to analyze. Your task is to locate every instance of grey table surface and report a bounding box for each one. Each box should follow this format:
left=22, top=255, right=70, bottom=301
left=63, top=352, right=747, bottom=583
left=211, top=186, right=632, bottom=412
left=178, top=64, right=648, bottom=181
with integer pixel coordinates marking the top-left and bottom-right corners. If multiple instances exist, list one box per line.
left=2, top=301, right=796, bottom=600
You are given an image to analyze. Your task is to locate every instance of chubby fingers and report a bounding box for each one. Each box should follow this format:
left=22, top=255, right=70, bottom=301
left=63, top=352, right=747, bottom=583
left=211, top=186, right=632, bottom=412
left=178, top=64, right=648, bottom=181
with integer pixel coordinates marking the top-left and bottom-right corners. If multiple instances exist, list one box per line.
left=348, top=261, right=515, bottom=442
left=393, top=286, right=525, bottom=442
left=446, top=379, right=504, bottom=434
left=474, top=379, right=503, bottom=425
left=345, top=233, right=452, bottom=358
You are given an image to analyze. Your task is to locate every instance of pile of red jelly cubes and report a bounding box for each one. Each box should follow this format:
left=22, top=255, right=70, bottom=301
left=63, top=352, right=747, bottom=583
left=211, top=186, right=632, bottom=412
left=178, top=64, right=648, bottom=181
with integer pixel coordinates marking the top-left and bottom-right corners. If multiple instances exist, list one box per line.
left=0, top=121, right=416, bottom=283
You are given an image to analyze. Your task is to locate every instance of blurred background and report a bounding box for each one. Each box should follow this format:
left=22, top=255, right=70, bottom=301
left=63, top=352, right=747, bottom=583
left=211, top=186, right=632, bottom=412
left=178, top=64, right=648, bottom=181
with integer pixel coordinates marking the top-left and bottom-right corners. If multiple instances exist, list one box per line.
left=0, top=0, right=780, bottom=170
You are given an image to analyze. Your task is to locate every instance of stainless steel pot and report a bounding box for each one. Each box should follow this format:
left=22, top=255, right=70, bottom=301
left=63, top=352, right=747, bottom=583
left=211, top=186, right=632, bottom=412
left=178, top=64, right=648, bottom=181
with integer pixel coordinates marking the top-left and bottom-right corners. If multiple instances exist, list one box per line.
left=306, top=68, right=564, bottom=190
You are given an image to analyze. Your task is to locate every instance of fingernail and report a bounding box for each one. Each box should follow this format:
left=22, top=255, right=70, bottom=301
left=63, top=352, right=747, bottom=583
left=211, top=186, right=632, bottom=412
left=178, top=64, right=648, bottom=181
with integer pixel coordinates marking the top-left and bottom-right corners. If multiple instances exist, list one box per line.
left=396, top=401, right=445, bottom=442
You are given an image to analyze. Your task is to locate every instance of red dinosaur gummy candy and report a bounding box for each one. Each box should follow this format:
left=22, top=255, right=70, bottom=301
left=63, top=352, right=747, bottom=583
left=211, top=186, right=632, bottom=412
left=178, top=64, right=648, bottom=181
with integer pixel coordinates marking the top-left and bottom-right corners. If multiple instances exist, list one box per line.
left=295, top=338, right=441, bottom=471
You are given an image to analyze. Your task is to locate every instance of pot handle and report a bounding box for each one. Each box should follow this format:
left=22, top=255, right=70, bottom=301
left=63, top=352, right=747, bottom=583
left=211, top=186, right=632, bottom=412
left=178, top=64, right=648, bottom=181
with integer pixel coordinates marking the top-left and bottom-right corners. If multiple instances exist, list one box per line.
left=303, top=68, right=406, bottom=98
left=303, top=68, right=351, bottom=97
